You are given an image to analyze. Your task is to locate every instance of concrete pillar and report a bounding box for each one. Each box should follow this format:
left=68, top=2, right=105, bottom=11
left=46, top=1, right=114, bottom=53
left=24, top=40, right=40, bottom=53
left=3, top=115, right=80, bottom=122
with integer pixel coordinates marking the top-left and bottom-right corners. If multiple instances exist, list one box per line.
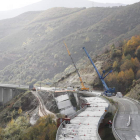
left=3, top=88, right=11, bottom=104
left=11, top=89, right=16, bottom=98
left=9, top=89, right=13, bottom=101
left=0, top=87, right=3, bottom=104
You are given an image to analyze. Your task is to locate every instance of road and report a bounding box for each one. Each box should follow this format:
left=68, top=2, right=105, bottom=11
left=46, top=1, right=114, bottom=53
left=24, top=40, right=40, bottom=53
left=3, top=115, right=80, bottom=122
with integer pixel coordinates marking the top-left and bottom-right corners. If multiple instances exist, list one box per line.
left=112, top=97, right=140, bottom=140
left=32, top=91, right=56, bottom=117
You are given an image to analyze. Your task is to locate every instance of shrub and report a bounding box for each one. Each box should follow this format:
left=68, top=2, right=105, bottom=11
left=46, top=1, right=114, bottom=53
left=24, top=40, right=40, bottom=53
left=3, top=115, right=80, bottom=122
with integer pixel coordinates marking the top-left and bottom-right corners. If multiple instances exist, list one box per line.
left=136, top=70, right=140, bottom=80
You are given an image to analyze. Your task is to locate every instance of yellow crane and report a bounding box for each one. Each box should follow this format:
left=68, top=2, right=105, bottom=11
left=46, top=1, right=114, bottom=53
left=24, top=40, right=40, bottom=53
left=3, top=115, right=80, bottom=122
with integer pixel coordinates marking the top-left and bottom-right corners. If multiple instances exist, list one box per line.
left=64, top=41, right=89, bottom=91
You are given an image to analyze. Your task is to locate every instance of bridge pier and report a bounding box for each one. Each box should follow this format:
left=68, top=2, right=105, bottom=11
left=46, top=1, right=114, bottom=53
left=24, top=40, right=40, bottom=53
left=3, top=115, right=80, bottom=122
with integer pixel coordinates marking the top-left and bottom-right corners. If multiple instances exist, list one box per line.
left=0, top=88, right=3, bottom=104
left=11, top=89, right=17, bottom=98
left=3, top=88, right=12, bottom=104
left=0, top=84, right=28, bottom=105
left=0, top=88, right=19, bottom=104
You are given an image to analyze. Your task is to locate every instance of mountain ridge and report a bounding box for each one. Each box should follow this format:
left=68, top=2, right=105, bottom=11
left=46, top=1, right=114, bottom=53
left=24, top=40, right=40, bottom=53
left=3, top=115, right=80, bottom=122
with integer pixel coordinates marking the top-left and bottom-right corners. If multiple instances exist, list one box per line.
left=0, top=3, right=140, bottom=85
left=0, top=0, right=125, bottom=20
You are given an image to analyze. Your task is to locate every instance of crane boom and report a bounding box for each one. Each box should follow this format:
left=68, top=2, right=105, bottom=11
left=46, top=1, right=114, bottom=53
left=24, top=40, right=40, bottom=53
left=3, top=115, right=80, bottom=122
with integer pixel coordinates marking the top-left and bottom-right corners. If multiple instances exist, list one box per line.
left=83, top=47, right=115, bottom=96
left=64, top=42, right=89, bottom=91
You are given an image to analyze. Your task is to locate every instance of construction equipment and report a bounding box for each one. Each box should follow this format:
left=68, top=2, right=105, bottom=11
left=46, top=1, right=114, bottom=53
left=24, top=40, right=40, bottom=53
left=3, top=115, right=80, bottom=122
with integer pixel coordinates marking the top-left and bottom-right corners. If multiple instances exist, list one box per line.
left=83, top=47, right=115, bottom=96
left=64, top=42, right=89, bottom=91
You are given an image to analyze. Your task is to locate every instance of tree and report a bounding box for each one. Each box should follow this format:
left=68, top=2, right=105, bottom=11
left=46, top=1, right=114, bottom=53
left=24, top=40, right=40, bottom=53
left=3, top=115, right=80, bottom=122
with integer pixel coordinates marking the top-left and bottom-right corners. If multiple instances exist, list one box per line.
left=135, top=45, right=140, bottom=60
left=125, top=54, right=131, bottom=60
left=106, top=72, right=118, bottom=89
left=136, top=70, right=140, bottom=80
left=110, top=44, right=115, bottom=58
left=18, top=107, right=22, bottom=115
left=124, top=36, right=140, bottom=55
left=126, top=69, right=134, bottom=80
left=117, top=71, right=125, bottom=91
left=124, top=68, right=134, bottom=88
left=0, top=127, right=3, bottom=140
left=117, top=71, right=125, bottom=83
left=113, top=61, right=118, bottom=69
left=120, top=59, right=134, bottom=71
left=131, top=57, right=140, bottom=68
left=21, top=115, right=57, bottom=140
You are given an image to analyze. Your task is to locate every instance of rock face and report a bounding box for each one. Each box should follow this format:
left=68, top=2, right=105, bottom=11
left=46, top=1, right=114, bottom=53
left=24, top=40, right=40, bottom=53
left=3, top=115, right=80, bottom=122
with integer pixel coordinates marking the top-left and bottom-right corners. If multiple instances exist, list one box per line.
left=56, top=61, right=103, bottom=90
left=13, top=92, right=38, bottom=111
left=38, top=91, right=59, bottom=113
left=0, top=91, right=39, bottom=126
left=127, top=81, right=140, bottom=101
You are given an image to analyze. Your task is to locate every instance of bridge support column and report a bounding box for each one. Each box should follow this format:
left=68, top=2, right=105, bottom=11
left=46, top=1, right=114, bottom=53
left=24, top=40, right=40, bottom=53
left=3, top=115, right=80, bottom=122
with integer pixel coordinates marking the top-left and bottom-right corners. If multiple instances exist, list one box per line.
left=0, top=88, right=3, bottom=104
left=9, top=89, right=13, bottom=101
left=11, top=89, right=16, bottom=98
left=3, top=88, right=12, bottom=104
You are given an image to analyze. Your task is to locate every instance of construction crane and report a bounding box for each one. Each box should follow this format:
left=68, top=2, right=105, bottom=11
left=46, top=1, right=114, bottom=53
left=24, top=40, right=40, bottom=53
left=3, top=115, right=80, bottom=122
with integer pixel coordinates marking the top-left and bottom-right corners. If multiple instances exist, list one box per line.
left=64, top=42, right=89, bottom=91
left=83, top=47, right=115, bottom=96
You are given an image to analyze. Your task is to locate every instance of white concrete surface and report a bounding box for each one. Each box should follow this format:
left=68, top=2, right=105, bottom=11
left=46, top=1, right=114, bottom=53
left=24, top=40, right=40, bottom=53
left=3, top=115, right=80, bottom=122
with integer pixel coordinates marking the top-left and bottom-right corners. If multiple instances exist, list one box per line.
left=60, top=106, right=76, bottom=115
left=55, top=94, right=76, bottom=115
left=55, top=94, right=69, bottom=102
left=58, top=100, right=72, bottom=109
left=58, top=96, right=108, bottom=140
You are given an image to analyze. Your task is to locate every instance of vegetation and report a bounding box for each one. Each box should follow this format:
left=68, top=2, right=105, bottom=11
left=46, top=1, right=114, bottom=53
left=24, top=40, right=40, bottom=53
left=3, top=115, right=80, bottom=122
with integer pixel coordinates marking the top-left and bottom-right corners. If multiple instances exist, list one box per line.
left=0, top=89, right=57, bottom=140
left=21, top=115, right=57, bottom=140
left=0, top=3, right=140, bottom=85
left=0, top=115, right=57, bottom=140
left=102, top=35, right=140, bottom=93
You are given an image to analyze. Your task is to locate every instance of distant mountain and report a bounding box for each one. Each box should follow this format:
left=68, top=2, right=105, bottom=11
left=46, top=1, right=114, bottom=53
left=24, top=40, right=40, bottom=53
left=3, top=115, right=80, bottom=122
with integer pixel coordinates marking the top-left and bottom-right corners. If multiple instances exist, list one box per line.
left=93, top=2, right=125, bottom=7
left=0, top=0, right=125, bottom=20
left=0, top=2, right=140, bottom=85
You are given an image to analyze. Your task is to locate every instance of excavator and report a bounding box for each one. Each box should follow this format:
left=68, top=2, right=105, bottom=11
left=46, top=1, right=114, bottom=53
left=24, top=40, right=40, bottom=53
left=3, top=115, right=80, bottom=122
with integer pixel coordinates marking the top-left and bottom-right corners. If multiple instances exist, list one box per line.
left=64, top=42, right=89, bottom=91
left=83, top=47, right=115, bottom=96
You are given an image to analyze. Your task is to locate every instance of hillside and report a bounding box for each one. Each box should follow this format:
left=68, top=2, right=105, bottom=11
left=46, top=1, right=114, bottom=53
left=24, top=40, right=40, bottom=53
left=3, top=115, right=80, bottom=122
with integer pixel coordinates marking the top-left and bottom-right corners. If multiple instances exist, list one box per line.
left=55, top=35, right=140, bottom=96
left=0, top=0, right=125, bottom=20
left=0, top=3, right=140, bottom=85
left=0, top=90, right=58, bottom=140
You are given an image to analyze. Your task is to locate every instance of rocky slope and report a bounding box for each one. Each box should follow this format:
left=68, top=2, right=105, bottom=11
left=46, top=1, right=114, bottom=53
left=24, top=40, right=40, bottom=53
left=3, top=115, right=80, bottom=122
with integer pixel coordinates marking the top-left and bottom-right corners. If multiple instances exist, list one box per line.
left=126, top=80, right=140, bottom=101
left=55, top=52, right=112, bottom=91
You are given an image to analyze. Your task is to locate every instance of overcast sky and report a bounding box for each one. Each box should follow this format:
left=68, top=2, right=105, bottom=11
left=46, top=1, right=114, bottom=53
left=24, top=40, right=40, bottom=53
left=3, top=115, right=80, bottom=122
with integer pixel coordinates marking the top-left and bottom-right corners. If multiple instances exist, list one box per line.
left=0, top=0, right=139, bottom=11
left=0, top=0, right=41, bottom=11
left=90, top=0, right=140, bottom=4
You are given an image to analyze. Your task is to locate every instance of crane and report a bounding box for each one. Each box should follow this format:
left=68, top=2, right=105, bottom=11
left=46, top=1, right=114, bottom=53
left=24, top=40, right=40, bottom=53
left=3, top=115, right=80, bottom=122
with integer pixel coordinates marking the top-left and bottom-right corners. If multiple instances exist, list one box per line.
left=83, top=47, right=115, bottom=96
left=64, top=42, right=89, bottom=91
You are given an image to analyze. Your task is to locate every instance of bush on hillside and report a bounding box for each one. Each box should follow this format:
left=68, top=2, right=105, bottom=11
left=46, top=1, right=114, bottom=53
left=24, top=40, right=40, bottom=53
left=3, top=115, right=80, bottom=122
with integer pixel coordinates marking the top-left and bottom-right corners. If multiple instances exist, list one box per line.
left=136, top=70, right=140, bottom=80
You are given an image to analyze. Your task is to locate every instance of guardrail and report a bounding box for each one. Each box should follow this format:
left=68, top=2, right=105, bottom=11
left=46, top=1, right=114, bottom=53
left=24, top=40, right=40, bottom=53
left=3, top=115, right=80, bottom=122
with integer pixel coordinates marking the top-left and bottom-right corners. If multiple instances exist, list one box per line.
left=112, top=103, right=122, bottom=140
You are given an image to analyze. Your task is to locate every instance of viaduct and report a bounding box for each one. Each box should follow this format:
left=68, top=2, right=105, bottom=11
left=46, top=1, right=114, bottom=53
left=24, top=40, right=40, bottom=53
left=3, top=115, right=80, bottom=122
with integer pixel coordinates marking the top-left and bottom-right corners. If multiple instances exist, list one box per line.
left=0, top=84, right=29, bottom=105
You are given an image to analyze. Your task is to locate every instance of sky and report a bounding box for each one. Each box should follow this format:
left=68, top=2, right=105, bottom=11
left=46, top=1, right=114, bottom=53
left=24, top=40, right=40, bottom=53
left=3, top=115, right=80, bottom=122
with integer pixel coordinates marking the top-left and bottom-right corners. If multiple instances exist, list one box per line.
left=89, top=0, right=140, bottom=4
left=0, top=0, right=41, bottom=11
left=0, top=0, right=139, bottom=11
